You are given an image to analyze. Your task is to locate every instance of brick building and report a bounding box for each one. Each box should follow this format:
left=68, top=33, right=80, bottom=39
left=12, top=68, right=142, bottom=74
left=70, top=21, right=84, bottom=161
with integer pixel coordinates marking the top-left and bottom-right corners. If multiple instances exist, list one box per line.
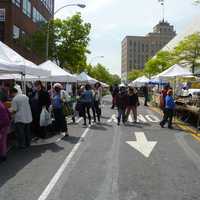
left=121, top=20, right=176, bottom=81
left=0, top=0, right=54, bottom=64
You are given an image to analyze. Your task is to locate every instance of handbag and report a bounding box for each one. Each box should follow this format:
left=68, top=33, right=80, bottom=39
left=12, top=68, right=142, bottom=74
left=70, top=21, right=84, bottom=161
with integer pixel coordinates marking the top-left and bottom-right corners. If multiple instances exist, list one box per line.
left=40, top=107, right=52, bottom=127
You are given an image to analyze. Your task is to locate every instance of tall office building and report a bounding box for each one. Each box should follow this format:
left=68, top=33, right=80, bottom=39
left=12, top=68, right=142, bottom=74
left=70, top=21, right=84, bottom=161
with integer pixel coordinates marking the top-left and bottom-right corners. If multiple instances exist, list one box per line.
left=121, top=20, right=176, bottom=81
left=0, top=0, right=54, bottom=64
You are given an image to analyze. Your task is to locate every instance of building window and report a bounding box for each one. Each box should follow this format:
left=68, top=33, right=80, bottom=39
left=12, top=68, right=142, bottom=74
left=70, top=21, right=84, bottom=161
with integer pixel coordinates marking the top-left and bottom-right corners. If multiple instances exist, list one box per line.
left=0, top=9, right=5, bottom=22
left=13, top=25, right=20, bottom=39
left=12, top=0, right=21, bottom=7
left=142, top=44, right=144, bottom=52
left=41, top=0, right=54, bottom=14
left=33, top=7, right=47, bottom=23
left=23, top=0, right=31, bottom=18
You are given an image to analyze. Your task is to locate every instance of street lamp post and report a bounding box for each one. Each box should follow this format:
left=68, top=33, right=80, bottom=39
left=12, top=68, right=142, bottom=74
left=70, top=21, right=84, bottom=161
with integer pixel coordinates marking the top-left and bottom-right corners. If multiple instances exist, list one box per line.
left=46, top=4, right=86, bottom=60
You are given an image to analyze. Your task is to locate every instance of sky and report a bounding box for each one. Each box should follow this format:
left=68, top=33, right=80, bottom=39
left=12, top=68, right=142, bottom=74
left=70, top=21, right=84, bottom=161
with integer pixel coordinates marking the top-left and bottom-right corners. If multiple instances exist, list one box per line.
left=55, top=0, right=200, bottom=75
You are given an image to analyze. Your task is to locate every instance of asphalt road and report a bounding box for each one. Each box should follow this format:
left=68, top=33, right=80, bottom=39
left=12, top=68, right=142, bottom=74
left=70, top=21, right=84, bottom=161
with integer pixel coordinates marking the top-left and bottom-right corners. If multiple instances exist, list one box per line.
left=0, top=95, right=200, bottom=200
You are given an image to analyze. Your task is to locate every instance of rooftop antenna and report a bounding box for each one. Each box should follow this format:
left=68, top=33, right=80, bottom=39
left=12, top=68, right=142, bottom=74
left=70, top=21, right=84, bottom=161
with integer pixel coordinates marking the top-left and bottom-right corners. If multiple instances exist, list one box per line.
left=158, top=0, right=165, bottom=22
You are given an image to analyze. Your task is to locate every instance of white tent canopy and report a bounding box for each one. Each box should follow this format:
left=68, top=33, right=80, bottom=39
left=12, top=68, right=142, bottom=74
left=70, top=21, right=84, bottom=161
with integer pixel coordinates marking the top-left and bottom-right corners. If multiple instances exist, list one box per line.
left=130, top=76, right=150, bottom=87
left=156, top=64, right=193, bottom=78
left=77, top=72, right=98, bottom=84
left=36, top=60, right=77, bottom=82
left=0, top=41, right=50, bottom=76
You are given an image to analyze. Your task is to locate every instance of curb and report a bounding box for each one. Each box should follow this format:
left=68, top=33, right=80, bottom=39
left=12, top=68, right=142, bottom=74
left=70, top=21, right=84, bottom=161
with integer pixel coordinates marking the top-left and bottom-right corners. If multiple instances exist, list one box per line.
left=148, top=104, right=200, bottom=142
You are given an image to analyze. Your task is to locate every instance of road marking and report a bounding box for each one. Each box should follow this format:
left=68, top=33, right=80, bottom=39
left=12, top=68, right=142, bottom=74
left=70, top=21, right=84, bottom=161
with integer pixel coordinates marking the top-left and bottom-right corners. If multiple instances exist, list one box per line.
left=145, top=115, right=160, bottom=123
left=38, top=127, right=90, bottom=200
left=137, top=114, right=147, bottom=123
left=107, top=114, right=160, bottom=124
left=126, top=132, right=157, bottom=158
left=107, top=114, right=118, bottom=123
left=76, top=117, right=82, bottom=123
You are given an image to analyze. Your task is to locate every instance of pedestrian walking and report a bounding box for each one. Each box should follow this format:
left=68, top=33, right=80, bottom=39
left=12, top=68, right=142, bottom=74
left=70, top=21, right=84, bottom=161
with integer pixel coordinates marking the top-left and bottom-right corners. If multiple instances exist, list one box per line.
left=30, top=81, right=51, bottom=139
left=159, top=85, right=170, bottom=113
left=125, top=87, right=139, bottom=123
left=10, top=88, right=32, bottom=149
left=52, top=83, right=68, bottom=136
left=111, top=84, right=119, bottom=109
left=93, top=82, right=102, bottom=122
left=80, top=84, right=93, bottom=126
left=0, top=99, right=10, bottom=162
left=160, top=89, right=175, bottom=129
left=116, top=86, right=127, bottom=125
left=143, top=84, right=149, bottom=106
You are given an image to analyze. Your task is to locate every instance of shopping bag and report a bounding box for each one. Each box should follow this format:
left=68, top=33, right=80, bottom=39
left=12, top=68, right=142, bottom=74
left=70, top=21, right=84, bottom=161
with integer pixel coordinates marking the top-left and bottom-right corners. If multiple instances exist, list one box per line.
left=40, top=107, right=52, bottom=127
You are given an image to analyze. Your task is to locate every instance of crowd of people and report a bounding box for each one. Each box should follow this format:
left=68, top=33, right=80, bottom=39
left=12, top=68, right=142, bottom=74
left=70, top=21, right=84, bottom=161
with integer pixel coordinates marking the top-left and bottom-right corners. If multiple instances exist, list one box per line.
left=110, top=84, right=175, bottom=127
left=110, top=84, right=140, bottom=125
left=0, top=81, right=103, bottom=163
left=0, top=79, right=176, bottom=163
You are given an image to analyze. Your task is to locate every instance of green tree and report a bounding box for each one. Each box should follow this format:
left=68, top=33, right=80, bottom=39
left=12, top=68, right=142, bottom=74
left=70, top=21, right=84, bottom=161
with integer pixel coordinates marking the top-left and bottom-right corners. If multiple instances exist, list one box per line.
left=110, top=74, right=121, bottom=85
left=144, top=51, right=174, bottom=76
left=20, top=13, right=91, bottom=73
left=173, top=32, right=200, bottom=73
left=91, top=63, right=112, bottom=84
left=194, top=0, right=200, bottom=4
left=128, top=70, right=144, bottom=81
left=85, top=63, right=121, bottom=85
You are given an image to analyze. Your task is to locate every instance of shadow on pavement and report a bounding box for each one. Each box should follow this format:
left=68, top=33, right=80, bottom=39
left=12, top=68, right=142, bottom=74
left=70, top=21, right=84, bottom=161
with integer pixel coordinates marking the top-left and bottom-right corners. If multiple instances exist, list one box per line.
left=62, top=135, right=81, bottom=144
left=99, top=122, right=113, bottom=127
left=0, top=143, right=64, bottom=188
left=101, top=116, right=110, bottom=120
left=90, top=125, right=108, bottom=131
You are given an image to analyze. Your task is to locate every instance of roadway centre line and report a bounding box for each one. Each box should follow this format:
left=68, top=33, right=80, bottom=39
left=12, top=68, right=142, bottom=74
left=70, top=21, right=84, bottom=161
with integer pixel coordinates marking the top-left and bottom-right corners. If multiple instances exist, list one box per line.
left=38, top=127, right=90, bottom=200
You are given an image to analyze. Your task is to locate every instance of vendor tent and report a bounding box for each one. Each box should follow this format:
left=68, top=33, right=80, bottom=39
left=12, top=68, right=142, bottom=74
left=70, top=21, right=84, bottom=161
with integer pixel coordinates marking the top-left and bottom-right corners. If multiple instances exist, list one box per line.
left=0, top=41, right=50, bottom=76
left=157, top=64, right=193, bottom=78
left=130, top=76, right=150, bottom=87
left=149, top=76, right=168, bottom=85
left=36, top=61, right=77, bottom=82
left=77, top=72, right=98, bottom=84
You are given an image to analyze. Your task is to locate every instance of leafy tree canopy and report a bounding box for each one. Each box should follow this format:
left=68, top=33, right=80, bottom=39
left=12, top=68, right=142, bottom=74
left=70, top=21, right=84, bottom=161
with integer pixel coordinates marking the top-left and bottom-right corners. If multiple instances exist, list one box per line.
left=84, top=63, right=121, bottom=85
left=128, top=70, right=144, bottom=81
left=144, top=51, right=175, bottom=77
left=20, top=13, right=91, bottom=73
left=172, top=32, right=200, bottom=73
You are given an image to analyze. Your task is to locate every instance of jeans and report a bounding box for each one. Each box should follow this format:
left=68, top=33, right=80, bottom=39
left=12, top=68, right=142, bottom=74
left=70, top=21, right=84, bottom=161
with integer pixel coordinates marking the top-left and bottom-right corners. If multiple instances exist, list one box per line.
left=15, top=123, right=31, bottom=148
left=93, top=101, right=101, bottom=122
left=144, top=95, right=148, bottom=106
left=160, top=108, right=174, bottom=127
left=83, top=102, right=92, bottom=125
left=118, top=108, right=126, bottom=123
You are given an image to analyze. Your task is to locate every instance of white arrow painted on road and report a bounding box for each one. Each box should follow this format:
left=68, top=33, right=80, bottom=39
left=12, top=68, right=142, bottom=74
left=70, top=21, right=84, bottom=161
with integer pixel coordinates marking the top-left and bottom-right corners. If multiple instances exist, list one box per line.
left=107, top=114, right=118, bottom=123
left=126, top=132, right=157, bottom=158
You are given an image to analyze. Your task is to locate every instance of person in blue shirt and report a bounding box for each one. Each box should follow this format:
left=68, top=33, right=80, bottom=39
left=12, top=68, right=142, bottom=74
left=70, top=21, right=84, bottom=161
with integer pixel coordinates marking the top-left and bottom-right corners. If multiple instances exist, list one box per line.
left=52, top=83, right=68, bottom=136
left=80, top=84, right=94, bottom=126
left=160, top=89, right=175, bottom=129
